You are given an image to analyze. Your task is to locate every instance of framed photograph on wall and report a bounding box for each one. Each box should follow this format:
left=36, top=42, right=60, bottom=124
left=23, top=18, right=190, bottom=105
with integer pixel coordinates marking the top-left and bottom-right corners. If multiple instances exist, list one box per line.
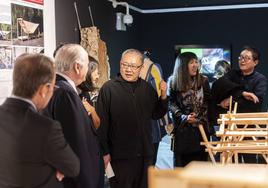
left=175, top=44, right=232, bottom=84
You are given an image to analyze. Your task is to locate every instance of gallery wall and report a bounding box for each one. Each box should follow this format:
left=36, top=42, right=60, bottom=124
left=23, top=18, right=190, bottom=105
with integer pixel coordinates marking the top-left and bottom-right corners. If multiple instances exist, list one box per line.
left=138, top=8, right=268, bottom=109
left=55, top=0, right=142, bottom=77
left=55, top=1, right=268, bottom=109
left=139, top=8, right=268, bottom=79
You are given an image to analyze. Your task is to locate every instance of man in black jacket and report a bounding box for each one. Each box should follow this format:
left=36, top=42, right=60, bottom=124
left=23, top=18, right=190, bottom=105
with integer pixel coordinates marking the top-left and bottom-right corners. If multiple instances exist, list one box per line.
left=96, top=49, right=168, bottom=188
left=0, top=54, right=79, bottom=188
left=43, top=44, right=100, bottom=188
left=217, top=46, right=267, bottom=163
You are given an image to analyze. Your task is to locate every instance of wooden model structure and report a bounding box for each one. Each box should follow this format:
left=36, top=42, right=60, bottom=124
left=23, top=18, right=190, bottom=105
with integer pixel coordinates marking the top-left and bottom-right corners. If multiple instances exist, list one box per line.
left=148, top=162, right=268, bottom=188
left=16, top=18, right=39, bottom=40
left=199, top=97, right=268, bottom=164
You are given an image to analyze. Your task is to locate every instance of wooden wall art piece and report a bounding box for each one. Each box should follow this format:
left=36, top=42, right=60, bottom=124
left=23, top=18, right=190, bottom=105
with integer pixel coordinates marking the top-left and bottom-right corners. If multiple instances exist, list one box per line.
left=80, top=26, right=110, bottom=88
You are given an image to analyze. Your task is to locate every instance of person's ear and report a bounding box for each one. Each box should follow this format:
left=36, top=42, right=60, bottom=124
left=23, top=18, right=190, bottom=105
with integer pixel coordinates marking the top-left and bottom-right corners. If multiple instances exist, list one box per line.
left=38, top=84, right=49, bottom=98
left=254, top=59, right=259, bottom=66
left=38, top=83, right=52, bottom=99
left=74, top=62, right=80, bottom=75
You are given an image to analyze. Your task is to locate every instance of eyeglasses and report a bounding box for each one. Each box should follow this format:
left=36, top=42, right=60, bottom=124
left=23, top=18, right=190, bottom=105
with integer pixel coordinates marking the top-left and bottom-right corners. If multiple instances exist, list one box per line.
left=121, top=62, right=142, bottom=70
left=238, top=56, right=253, bottom=62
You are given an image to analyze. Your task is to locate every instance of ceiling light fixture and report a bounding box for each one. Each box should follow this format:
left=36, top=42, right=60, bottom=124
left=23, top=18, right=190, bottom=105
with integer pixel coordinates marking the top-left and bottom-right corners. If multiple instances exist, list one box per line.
left=108, top=0, right=133, bottom=31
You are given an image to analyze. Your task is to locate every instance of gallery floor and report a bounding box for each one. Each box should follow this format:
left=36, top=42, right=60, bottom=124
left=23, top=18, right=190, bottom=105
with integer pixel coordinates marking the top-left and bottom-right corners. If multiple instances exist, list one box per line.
left=155, top=135, right=174, bottom=169
left=104, top=135, right=174, bottom=187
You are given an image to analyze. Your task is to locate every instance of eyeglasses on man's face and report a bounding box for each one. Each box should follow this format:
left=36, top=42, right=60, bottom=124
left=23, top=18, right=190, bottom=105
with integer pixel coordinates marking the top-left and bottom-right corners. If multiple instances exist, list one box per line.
left=238, top=55, right=253, bottom=62
left=121, top=62, right=142, bottom=70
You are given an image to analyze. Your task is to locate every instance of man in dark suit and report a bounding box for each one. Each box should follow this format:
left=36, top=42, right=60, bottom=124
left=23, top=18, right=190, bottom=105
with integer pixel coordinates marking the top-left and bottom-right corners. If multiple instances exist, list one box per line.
left=44, top=44, right=100, bottom=188
left=0, top=53, right=80, bottom=188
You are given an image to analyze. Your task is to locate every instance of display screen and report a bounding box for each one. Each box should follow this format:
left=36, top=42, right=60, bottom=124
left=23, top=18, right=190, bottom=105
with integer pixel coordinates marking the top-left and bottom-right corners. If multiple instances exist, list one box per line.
left=175, top=45, right=231, bottom=83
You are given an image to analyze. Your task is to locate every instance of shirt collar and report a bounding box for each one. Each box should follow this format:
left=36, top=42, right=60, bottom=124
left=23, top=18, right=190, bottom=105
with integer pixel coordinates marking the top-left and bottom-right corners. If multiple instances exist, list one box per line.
left=57, top=72, right=78, bottom=94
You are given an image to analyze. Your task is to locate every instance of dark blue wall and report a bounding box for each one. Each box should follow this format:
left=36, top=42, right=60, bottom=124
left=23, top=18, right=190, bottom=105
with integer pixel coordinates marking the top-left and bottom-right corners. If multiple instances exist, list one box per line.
left=55, top=0, right=142, bottom=77
left=55, top=1, right=268, bottom=109
left=138, top=8, right=268, bottom=109
left=139, top=9, right=268, bottom=78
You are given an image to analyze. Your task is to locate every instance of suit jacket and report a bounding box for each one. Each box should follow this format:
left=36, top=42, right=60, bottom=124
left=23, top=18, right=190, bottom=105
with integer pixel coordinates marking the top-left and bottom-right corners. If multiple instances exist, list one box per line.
left=0, top=98, right=80, bottom=188
left=43, top=74, right=100, bottom=188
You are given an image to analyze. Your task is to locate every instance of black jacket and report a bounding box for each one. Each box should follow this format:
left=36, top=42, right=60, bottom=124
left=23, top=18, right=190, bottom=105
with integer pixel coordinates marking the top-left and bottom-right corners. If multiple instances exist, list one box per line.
left=223, top=69, right=267, bottom=113
left=211, top=75, right=244, bottom=125
left=0, top=98, right=79, bottom=188
left=43, top=74, right=100, bottom=188
left=96, top=76, right=168, bottom=159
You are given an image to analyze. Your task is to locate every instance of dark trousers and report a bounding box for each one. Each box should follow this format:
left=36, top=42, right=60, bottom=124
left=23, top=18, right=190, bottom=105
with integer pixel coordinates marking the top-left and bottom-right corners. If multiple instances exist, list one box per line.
left=152, top=143, right=159, bottom=165
left=109, top=157, right=153, bottom=188
left=174, top=150, right=208, bottom=167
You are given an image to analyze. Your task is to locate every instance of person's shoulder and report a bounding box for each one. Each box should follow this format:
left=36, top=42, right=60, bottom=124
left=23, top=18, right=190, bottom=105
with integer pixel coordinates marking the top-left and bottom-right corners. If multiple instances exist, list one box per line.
left=53, top=81, right=78, bottom=100
left=222, top=69, right=239, bottom=79
left=56, top=80, right=74, bottom=92
left=140, top=78, right=149, bottom=85
left=254, top=71, right=267, bottom=81
left=200, top=74, right=208, bottom=80
left=139, top=78, right=153, bottom=90
left=101, top=79, right=117, bottom=89
left=29, top=110, right=60, bottom=129
left=97, top=79, right=119, bottom=97
left=140, top=78, right=157, bottom=95
left=200, top=74, right=209, bottom=84
left=254, top=71, right=266, bottom=78
left=105, top=78, right=116, bottom=85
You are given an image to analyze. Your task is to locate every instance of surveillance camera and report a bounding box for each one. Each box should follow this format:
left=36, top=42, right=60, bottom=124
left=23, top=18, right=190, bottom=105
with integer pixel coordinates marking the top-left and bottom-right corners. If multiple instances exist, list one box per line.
left=123, top=14, right=133, bottom=25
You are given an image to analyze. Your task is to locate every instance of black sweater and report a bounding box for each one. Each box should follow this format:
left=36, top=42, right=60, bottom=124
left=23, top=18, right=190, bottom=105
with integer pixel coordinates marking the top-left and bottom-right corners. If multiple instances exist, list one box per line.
left=214, top=69, right=267, bottom=113
left=96, top=76, right=168, bottom=159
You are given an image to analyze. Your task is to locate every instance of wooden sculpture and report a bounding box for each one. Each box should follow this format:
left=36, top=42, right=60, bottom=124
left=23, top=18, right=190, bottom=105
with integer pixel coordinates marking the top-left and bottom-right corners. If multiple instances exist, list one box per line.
left=80, top=26, right=110, bottom=88
left=199, top=97, right=268, bottom=164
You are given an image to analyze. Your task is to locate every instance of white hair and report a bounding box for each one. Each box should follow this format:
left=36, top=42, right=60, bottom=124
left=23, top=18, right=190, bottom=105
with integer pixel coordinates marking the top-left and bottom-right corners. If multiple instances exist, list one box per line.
left=55, top=44, right=88, bottom=73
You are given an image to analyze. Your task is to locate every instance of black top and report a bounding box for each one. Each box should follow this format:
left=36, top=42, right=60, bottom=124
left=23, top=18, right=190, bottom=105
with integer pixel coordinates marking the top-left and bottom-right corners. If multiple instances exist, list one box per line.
left=43, top=74, right=100, bottom=188
left=217, top=69, right=267, bottom=113
left=96, top=75, right=168, bottom=159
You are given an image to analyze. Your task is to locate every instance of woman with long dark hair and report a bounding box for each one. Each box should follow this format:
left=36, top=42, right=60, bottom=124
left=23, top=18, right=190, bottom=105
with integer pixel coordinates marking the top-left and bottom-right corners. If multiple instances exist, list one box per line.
left=78, top=56, right=100, bottom=129
left=169, top=52, right=211, bottom=167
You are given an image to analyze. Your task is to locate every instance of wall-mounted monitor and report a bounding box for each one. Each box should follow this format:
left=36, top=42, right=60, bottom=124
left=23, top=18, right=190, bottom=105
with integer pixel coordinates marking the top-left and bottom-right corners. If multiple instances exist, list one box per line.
left=175, top=45, right=231, bottom=83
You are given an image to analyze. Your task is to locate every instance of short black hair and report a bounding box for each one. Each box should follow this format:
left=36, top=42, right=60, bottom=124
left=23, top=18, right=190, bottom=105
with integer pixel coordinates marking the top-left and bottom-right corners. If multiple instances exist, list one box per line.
left=243, top=46, right=260, bottom=61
